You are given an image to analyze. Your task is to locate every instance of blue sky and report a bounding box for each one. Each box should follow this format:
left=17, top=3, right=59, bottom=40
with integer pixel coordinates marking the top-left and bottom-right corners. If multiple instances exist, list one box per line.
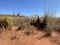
left=0, top=0, right=60, bottom=17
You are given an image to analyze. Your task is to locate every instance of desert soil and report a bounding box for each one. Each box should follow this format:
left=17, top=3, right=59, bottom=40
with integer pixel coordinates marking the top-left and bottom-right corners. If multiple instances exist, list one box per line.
left=0, top=26, right=59, bottom=45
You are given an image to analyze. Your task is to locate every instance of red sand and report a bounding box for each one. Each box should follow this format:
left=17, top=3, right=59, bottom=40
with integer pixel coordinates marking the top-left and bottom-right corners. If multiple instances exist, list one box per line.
left=0, top=26, right=59, bottom=45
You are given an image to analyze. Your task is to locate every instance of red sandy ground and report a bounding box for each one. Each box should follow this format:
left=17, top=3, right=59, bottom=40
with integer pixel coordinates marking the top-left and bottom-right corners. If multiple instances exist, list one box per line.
left=0, top=26, right=59, bottom=45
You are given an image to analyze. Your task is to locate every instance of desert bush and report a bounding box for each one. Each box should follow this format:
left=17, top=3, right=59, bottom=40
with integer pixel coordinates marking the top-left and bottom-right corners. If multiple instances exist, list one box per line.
left=0, top=16, right=13, bottom=30
left=30, top=15, right=47, bottom=30
left=30, top=14, right=60, bottom=34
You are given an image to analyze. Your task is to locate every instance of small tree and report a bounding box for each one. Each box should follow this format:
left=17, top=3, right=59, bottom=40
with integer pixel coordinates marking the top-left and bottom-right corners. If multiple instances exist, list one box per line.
left=17, top=13, right=20, bottom=16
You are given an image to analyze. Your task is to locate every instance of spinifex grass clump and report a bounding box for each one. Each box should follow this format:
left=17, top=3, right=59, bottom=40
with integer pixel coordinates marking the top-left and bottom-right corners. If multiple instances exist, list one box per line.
left=0, top=16, right=13, bottom=30
left=43, top=14, right=57, bottom=37
left=45, top=15, right=56, bottom=30
left=54, top=18, right=60, bottom=33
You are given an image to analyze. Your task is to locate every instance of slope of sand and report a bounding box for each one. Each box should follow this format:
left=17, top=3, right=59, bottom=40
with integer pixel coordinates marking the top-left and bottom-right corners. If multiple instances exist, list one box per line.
left=0, top=26, right=59, bottom=45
